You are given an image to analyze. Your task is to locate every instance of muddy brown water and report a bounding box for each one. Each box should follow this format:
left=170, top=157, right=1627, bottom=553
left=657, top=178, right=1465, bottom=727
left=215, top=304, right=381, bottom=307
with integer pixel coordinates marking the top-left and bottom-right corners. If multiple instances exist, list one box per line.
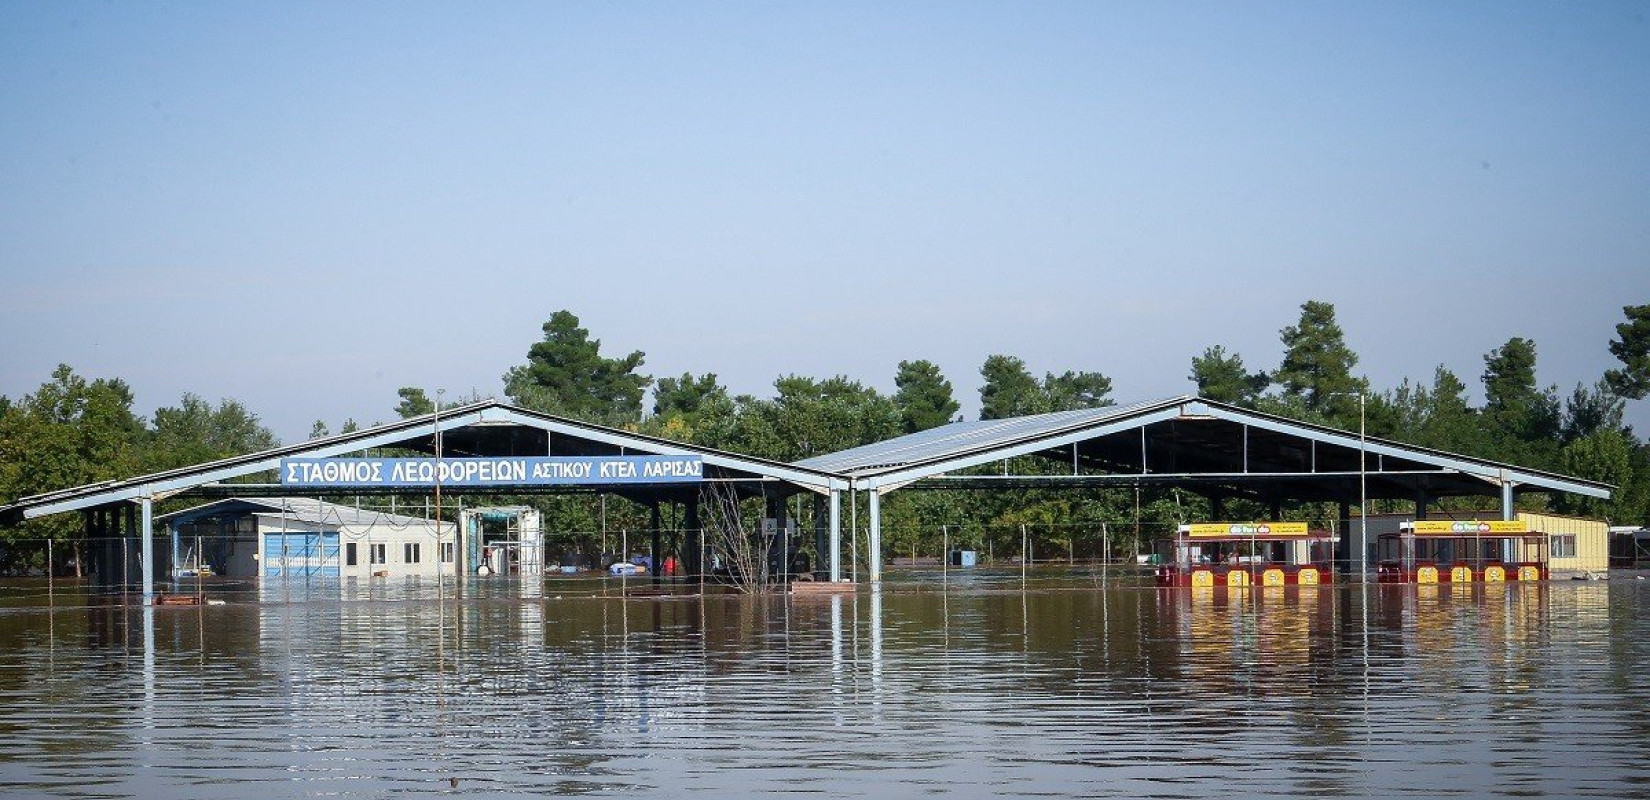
left=0, top=569, right=1646, bottom=798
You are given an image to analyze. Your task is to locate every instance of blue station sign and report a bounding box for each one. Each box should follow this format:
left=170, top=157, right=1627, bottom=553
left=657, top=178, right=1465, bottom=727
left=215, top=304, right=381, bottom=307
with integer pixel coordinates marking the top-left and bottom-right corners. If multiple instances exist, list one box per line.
left=279, top=455, right=703, bottom=488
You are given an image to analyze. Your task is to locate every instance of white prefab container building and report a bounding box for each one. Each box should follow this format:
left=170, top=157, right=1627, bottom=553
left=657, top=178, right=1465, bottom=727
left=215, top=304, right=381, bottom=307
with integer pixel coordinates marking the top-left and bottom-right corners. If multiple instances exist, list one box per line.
left=161, top=497, right=450, bottom=581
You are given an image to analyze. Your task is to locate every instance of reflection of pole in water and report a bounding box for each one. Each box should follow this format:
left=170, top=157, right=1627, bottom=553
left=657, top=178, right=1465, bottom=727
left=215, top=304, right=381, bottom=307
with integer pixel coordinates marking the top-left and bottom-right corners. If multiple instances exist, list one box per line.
left=1360, top=580, right=1371, bottom=745
left=829, top=593, right=845, bottom=725
left=141, top=604, right=154, bottom=734
left=869, top=586, right=883, bottom=718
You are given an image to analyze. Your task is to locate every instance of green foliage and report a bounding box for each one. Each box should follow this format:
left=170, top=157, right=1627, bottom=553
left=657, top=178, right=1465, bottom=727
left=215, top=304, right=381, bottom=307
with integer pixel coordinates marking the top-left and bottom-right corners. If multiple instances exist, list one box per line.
left=0, top=366, right=146, bottom=566
left=729, top=375, right=901, bottom=461
left=1554, top=430, right=1634, bottom=519
left=893, top=359, right=960, bottom=432
left=1561, top=380, right=1625, bottom=443
left=1480, top=337, right=1561, bottom=466
left=980, top=355, right=1113, bottom=419
left=647, top=372, right=736, bottom=446
left=148, top=394, right=278, bottom=471
left=1273, top=299, right=1367, bottom=423
left=1605, top=304, right=1650, bottom=399
left=395, top=387, right=435, bottom=418
left=503, top=310, right=651, bottom=425
left=1043, top=370, right=1114, bottom=411
left=1190, top=345, right=1269, bottom=406
left=979, top=355, right=1046, bottom=419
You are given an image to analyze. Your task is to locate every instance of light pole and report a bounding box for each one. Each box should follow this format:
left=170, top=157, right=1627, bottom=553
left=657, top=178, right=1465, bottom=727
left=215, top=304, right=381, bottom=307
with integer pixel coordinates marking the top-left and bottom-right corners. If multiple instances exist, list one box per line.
left=1330, top=390, right=1368, bottom=582
left=1356, top=392, right=1367, bottom=583
left=434, top=389, right=445, bottom=594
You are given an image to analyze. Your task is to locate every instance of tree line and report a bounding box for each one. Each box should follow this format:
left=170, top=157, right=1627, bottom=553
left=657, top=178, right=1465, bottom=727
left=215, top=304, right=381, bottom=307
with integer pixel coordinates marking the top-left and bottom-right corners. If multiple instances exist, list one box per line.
left=2, top=301, right=1646, bottom=572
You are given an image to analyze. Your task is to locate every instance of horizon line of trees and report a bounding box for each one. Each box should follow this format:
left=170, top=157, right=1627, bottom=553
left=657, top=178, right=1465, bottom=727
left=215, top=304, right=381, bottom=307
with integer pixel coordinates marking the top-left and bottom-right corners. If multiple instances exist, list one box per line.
left=2, top=301, right=1646, bottom=573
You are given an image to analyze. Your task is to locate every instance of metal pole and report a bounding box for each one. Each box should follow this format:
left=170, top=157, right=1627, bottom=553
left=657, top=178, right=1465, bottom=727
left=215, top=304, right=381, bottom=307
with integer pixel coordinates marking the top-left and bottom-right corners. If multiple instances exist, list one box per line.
left=942, top=524, right=949, bottom=587
left=434, top=389, right=443, bottom=597
left=868, top=489, right=882, bottom=584
left=829, top=490, right=842, bottom=582
left=850, top=488, right=858, bottom=582
left=1020, top=523, right=1028, bottom=585
left=1358, top=393, right=1368, bottom=583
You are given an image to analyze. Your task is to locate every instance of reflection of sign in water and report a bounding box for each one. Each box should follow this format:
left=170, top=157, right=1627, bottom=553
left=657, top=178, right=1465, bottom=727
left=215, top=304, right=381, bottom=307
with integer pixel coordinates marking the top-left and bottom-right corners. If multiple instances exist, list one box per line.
left=1183, top=522, right=1310, bottom=537
left=280, top=456, right=704, bottom=488
left=1408, top=520, right=1529, bottom=534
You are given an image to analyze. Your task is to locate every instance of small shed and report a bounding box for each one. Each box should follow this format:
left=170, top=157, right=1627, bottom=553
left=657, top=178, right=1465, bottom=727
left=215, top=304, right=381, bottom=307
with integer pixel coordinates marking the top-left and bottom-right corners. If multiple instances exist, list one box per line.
left=159, top=497, right=445, bottom=581
left=1519, top=511, right=1610, bottom=574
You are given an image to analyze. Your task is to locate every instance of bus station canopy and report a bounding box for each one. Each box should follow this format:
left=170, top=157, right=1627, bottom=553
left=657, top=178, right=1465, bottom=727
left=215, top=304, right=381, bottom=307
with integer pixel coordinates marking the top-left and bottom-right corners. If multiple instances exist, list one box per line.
left=798, top=396, right=1612, bottom=505
left=0, top=400, right=844, bottom=524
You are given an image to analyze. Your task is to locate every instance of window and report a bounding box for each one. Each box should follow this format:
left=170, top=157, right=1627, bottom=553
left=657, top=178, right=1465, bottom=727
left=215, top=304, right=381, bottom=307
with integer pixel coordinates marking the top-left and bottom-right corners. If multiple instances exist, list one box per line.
left=441, top=542, right=455, bottom=563
left=370, top=543, right=387, bottom=565
left=345, top=542, right=358, bottom=567
left=404, top=542, right=421, bottom=564
left=1551, top=534, right=1577, bottom=559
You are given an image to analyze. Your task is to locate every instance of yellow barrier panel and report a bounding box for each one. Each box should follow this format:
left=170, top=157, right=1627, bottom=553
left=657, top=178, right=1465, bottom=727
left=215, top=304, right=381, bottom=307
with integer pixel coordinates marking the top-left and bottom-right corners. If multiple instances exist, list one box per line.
left=1451, top=566, right=1473, bottom=583
left=1191, top=570, right=1214, bottom=587
left=1227, top=570, right=1250, bottom=588
left=1417, top=566, right=1439, bottom=584
left=1298, top=568, right=1319, bottom=585
left=1263, top=568, right=1286, bottom=586
left=1518, top=566, right=1540, bottom=582
left=1484, top=565, right=1506, bottom=583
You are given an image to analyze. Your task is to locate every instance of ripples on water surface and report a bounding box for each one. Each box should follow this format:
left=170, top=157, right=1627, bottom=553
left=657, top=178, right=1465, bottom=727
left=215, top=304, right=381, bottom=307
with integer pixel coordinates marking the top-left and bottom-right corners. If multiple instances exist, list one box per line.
left=0, top=569, right=1646, bottom=798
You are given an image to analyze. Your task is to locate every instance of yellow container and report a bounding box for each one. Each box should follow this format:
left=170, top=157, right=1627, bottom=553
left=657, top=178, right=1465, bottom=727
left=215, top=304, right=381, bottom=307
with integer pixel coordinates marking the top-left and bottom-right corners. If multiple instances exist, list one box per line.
left=1519, top=512, right=1608, bottom=573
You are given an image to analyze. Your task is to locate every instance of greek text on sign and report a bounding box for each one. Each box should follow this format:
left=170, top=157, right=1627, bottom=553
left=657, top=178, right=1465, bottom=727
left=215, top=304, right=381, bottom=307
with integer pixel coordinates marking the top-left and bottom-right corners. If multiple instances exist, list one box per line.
left=279, top=456, right=703, bottom=487
left=1181, top=521, right=1310, bottom=537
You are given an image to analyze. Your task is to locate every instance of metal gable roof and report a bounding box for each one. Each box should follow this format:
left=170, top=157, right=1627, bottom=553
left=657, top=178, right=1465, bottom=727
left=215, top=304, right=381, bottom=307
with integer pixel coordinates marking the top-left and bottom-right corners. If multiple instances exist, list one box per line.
left=797, top=397, right=1185, bottom=475
left=158, top=497, right=435, bottom=529
left=798, top=396, right=1612, bottom=500
left=1, top=399, right=843, bottom=523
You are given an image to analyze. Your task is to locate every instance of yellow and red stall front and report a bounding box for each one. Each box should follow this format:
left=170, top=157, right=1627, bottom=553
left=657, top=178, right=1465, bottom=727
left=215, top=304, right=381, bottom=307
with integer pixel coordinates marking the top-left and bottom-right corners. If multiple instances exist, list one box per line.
left=1376, top=520, right=1548, bottom=584
left=1155, top=522, right=1337, bottom=588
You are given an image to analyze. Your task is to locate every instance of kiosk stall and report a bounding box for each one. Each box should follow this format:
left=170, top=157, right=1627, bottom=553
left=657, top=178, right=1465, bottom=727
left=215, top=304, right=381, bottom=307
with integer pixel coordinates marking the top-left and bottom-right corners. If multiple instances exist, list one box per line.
left=1376, top=520, right=1547, bottom=584
left=1155, top=522, right=1337, bottom=588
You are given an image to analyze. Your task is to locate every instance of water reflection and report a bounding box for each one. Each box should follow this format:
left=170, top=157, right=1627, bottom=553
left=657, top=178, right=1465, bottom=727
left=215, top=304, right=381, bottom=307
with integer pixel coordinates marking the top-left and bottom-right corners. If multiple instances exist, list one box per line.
left=0, top=572, right=1645, bottom=798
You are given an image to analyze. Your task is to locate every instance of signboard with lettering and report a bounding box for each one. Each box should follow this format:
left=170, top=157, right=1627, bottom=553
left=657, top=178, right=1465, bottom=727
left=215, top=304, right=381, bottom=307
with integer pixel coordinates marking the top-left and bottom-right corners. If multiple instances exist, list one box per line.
left=1404, top=520, right=1529, bottom=535
left=1180, top=522, right=1310, bottom=538
left=279, top=455, right=703, bottom=488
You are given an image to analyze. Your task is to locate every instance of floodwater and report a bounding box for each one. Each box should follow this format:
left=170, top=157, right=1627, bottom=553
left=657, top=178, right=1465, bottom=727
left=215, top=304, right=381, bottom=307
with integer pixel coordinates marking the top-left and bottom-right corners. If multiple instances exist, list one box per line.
left=0, top=569, right=1647, bottom=799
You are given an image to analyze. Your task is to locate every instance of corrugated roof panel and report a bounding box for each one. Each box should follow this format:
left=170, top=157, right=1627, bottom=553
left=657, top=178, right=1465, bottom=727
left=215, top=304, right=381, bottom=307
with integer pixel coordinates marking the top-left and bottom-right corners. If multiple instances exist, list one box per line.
left=798, top=397, right=1187, bottom=474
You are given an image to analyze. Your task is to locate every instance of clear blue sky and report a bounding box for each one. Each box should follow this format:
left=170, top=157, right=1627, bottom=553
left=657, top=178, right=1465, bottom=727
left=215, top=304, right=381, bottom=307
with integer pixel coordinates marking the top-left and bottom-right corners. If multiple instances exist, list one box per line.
left=3, top=1, right=1647, bottom=442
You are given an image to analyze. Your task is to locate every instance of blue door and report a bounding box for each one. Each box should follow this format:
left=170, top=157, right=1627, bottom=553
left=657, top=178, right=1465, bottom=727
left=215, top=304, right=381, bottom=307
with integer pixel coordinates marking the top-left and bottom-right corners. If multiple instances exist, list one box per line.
left=263, top=532, right=341, bottom=577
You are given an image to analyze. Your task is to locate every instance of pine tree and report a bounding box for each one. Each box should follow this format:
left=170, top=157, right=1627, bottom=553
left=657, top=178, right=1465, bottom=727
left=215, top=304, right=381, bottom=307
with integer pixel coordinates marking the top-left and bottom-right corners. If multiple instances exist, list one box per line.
left=893, top=360, right=960, bottom=432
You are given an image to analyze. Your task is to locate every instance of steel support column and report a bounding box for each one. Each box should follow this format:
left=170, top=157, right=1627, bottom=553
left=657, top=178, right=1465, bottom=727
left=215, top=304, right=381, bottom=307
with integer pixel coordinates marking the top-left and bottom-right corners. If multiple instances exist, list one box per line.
left=868, top=489, right=882, bottom=584
left=1501, top=481, right=1516, bottom=521
left=683, top=496, right=702, bottom=580
left=649, top=502, right=662, bottom=583
left=829, top=490, right=842, bottom=582
left=140, top=496, right=154, bottom=605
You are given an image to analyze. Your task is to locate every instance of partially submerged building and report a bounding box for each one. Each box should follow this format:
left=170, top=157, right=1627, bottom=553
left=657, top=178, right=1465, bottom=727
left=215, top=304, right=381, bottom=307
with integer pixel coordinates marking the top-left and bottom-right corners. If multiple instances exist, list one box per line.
left=159, top=497, right=446, bottom=580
